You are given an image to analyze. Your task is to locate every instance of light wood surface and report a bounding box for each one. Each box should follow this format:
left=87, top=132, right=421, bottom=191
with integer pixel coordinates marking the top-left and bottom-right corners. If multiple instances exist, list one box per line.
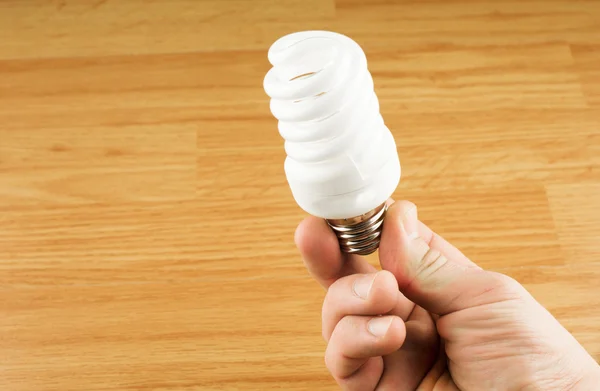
left=1, top=1, right=600, bottom=390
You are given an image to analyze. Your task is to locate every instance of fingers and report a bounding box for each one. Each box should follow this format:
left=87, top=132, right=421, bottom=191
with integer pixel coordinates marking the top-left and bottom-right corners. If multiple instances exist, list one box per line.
left=295, top=198, right=397, bottom=289
left=325, top=315, right=406, bottom=389
left=322, top=270, right=413, bottom=341
left=295, top=215, right=376, bottom=289
left=377, top=306, right=439, bottom=391
left=379, top=201, right=524, bottom=316
left=416, top=344, right=460, bottom=390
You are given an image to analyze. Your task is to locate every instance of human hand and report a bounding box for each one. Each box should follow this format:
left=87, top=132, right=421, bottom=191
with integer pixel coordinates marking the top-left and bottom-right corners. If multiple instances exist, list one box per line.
left=295, top=199, right=600, bottom=390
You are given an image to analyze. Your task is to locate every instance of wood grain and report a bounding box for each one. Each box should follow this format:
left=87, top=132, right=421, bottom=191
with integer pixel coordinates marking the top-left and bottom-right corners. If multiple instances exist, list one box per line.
left=1, top=0, right=599, bottom=390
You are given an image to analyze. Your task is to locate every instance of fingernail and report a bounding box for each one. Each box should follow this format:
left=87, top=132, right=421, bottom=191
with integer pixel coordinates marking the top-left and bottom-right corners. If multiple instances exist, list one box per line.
left=368, top=316, right=394, bottom=337
left=401, top=205, right=418, bottom=239
left=352, top=273, right=377, bottom=300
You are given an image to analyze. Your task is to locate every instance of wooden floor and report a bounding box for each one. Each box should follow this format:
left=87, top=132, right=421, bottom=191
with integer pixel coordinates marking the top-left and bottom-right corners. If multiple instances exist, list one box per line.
left=1, top=1, right=599, bottom=390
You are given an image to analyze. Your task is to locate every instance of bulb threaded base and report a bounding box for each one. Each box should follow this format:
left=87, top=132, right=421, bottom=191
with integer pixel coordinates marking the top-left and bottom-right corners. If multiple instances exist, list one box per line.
left=327, top=203, right=388, bottom=256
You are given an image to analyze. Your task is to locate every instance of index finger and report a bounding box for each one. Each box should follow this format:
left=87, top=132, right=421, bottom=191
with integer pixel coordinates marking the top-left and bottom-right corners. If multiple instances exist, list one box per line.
left=295, top=215, right=376, bottom=289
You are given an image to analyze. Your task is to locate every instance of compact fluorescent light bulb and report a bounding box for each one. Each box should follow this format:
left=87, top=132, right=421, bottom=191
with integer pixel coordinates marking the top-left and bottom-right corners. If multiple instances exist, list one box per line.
left=263, top=31, right=401, bottom=255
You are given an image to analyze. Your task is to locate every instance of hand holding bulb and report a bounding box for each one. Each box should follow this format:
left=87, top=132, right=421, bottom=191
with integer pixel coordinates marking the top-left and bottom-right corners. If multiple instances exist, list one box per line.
left=264, top=31, right=600, bottom=390
left=294, top=198, right=600, bottom=390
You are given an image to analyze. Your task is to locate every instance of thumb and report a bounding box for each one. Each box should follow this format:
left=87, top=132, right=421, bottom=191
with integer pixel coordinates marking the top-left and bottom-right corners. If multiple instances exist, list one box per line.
left=379, top=201, right=524, bottom=316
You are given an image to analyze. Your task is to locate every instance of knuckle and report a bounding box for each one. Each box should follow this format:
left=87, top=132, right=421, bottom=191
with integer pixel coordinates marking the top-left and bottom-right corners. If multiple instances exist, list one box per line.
left=367, top=274, right=399, bottom=313
left=337, top=314, right=357, bottom=330
left=324, top=348, right=340, bottom=378
left=327, top=274, right=355, bottom=301
left=324, top=344, right=335, bottom=372
left=324, top=278, right=341, bottom=301
left=324, top=316, right=360, bottom=379
left=321, top=320, right=329, bottom=342
left=335, top=316, right=364, bottom=345
left=375, top=269, right=398, bottom=291
left=321, top=278, right=343, bottom=317
left=321, top=291, right=332, bottom=317
left=321, top=296, right=334, bottom=342
left=489, top=272, right=526, bottom=300
left=324, top=321, right=348, bottom=377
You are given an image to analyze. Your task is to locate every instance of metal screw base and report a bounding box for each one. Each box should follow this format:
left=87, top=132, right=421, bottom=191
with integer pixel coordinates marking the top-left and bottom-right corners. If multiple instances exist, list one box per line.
left=327, top=203, right=387, bottom=256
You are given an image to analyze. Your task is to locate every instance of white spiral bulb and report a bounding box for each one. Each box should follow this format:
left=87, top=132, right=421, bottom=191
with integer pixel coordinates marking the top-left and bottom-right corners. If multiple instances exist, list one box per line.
left=263, top=31, right=401, bottom=253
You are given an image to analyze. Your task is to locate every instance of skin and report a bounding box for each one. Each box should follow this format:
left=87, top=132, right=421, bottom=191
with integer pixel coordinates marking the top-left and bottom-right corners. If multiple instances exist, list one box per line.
left=295, top=199, right=600, bottom=390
